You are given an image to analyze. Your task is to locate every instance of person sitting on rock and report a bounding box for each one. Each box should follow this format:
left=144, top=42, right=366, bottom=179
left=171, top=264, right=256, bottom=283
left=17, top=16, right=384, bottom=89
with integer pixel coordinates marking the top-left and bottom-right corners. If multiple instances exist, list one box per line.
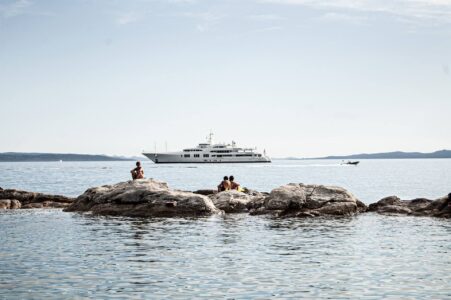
left=217, top=176, right=231, bottom=192
left=131, top=161, right=144, bottom=180
left=229, top=175, right=240, bottom=190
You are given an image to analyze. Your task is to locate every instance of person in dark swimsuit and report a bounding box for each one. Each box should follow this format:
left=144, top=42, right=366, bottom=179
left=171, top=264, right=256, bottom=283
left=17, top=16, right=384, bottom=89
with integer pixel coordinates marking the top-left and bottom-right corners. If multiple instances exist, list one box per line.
left=229, top=175, right=240, bottom=190
left=131, top=161, right=144, bottom=180
left=217, top=176, right=231, bottom=192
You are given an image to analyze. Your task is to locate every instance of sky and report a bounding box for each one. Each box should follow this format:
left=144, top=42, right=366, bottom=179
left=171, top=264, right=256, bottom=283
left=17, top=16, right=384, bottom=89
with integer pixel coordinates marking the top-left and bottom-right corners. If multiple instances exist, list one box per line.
left=0, top=0, right=450, bottom=157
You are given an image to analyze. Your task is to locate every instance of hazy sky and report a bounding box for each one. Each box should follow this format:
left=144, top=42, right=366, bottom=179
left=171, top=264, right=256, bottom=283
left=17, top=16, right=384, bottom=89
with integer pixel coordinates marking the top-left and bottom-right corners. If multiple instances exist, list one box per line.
left=1, top=0, right=450, bottom=157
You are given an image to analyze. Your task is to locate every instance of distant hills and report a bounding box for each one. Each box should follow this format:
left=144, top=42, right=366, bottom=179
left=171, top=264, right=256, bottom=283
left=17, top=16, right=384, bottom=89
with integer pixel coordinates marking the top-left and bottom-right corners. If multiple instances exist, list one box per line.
left=2, top=150, right=450, bottom=162
left=278, top=150, right=451, bottom=160
left=0, top=152, right=140, bottom=162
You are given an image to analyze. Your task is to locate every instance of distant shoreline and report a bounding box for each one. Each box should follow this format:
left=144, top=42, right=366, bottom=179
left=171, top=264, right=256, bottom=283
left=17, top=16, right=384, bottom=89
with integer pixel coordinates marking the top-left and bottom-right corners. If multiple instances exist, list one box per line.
left=0, top=152, right=139, bottom=162
left=275, top=150, right=451, bottom=160
left=1, top=150, right=450, bottom=162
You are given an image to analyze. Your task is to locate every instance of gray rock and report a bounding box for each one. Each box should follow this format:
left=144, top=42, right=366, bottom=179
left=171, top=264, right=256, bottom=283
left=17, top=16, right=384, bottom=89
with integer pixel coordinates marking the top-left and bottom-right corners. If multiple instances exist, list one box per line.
left=250, top=183, right=364, bottom=217
left=378, top=205, right=412, bottom=214
left=356, top=199, right=368, bottom=213
left=22, top=203, right=45, bottom=209
left=10, top=199, right=21, bottom=209
left=64, top=179, right=222, bottom=217
left=368, top=193, right=451, bottom=218
left=208, top=190, right=260, bottom=213
left=314, top=202, right=358, bottom=215
left=0, top=188, right=74, bottom=209
left=0, top=199, right=21, bottom=210
left=0, top=200, right=11, bottom=209
left=193, top=189, right=217, bottom=196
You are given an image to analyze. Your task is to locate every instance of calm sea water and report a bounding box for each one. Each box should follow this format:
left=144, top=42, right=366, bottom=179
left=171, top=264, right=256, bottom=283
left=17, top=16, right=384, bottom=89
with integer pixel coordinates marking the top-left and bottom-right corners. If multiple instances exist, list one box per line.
left=1, top=160, right=450, bottom=299
left=0, top=159, right=450, bottom=202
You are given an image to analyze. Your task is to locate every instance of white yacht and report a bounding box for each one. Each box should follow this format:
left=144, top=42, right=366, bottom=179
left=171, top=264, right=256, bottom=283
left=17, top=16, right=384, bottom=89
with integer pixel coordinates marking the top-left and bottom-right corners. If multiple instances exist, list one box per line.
left=143, top=133, right=271, bottom=164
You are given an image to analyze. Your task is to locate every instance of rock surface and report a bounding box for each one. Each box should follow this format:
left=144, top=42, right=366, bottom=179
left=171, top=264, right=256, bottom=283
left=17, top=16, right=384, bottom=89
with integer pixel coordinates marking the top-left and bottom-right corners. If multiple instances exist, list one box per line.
left=208, top=190, right=266, bottom=213
left=0, top=188, right=74, bottom=209
left=3, top=181, right=448, bottom=219
left=368, top=194, right=451, bottom=218
left=248, top=183, right=366, bottom=217
left=193, top=189, right=217, bottom=196
left=64, top=179, right=222, bottom=217
left=0, top=199, right=21, bottom=209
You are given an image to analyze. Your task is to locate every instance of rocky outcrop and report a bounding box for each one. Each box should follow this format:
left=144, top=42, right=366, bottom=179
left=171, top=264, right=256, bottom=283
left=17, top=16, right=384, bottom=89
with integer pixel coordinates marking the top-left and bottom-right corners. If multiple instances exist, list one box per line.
left=208, top=190, right=266, bottom=213
left=0, top=199, right=21, bottom=209
left=193, top=189, right=217, bottom=196
left=5, top=180, right=448, bottom=219
left=64, top=179, right=222, bottom=217
left=248, top=183, right=366, bottom=217
left=368, top=194, right=451, bottom=218
left=0, top=188, right=74, bottom=209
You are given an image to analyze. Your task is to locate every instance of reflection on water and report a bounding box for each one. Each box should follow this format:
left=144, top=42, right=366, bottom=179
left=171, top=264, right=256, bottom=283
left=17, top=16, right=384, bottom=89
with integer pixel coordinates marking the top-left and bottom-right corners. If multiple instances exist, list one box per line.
left=0, top=210, right=450, bottom=299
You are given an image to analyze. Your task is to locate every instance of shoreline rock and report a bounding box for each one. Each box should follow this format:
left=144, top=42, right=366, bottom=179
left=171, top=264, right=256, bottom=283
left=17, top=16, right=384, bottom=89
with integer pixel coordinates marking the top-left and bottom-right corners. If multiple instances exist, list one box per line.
left=64, top=179, right=222, bottom=217
left=369, top=194, right=451, bottom=218
left=247, top=183, right=366, bottom=217
left=0, top=188, right=74, bottom=210
left=208, top=190, right=267, bottom=213
left=3, top=183, right=449, bottom=218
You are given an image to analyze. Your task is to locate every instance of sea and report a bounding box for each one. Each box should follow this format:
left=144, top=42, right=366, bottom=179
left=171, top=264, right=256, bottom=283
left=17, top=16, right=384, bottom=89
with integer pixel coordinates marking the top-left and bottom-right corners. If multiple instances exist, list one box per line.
left=0, top=159, right=450, bottom=299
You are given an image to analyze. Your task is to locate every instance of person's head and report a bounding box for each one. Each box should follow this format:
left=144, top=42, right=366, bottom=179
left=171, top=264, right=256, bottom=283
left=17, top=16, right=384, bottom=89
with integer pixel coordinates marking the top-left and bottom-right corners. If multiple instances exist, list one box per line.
left=136, top=161, right=141, bottom=167
left=223, top=176, right=229, bottom=181
left=229, top=176, right=234, bottom=182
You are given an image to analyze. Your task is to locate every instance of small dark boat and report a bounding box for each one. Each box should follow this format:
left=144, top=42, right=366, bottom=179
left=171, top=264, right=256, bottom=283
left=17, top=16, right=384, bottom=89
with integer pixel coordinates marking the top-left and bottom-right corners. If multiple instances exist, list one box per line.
left=346, top=161, right=360, bottom=165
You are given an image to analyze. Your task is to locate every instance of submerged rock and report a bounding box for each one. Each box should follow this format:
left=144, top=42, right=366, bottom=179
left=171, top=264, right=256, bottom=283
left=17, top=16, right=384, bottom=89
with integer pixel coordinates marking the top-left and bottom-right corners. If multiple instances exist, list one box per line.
left=368, top=194, right=451, bottom=218
left=0, top=188, right=74, bottom=209
left=248, top=183, right=366, bottom=217
left=64, top=179, right=222, bottom=217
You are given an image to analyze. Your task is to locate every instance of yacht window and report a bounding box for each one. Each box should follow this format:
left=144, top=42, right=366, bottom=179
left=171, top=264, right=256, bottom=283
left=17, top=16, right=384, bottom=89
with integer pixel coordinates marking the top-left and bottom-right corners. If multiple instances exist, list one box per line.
left=194, top=154, right=200, bottom=158
left=203, top=154, right=209, bottom=158
left=184, top=154, right=190, bottom=158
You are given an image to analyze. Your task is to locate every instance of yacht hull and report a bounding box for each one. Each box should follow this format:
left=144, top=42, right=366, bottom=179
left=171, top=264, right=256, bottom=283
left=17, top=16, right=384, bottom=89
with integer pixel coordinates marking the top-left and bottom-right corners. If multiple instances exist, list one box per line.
left=143, top=153, right=271, bottom=164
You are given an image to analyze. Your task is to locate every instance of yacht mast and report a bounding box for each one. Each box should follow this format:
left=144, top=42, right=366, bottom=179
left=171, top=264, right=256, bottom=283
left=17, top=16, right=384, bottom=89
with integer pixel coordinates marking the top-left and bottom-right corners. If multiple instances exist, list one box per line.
left=207, top=131, right=214, bottom=144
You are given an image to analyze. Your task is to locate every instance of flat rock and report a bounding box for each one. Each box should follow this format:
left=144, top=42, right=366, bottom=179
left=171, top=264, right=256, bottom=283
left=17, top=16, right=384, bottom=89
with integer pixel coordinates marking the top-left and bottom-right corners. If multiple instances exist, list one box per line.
left=64, top=179, right=222, bottom=217
left=368, top=193, right=451, bottom=218
left=0, top=188, right=74, bottom=209
left=249, top=183, right=365, bottom=217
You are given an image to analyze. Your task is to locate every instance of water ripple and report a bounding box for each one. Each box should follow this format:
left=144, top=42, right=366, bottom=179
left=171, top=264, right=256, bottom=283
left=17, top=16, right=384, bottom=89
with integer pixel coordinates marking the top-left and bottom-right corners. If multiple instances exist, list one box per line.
left=1, top=210, right=450, bottom=299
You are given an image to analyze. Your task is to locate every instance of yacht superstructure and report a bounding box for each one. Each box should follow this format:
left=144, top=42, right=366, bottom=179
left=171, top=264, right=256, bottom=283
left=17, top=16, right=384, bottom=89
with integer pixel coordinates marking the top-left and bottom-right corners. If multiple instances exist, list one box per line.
left=143, top=133, right=271, bottom=164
